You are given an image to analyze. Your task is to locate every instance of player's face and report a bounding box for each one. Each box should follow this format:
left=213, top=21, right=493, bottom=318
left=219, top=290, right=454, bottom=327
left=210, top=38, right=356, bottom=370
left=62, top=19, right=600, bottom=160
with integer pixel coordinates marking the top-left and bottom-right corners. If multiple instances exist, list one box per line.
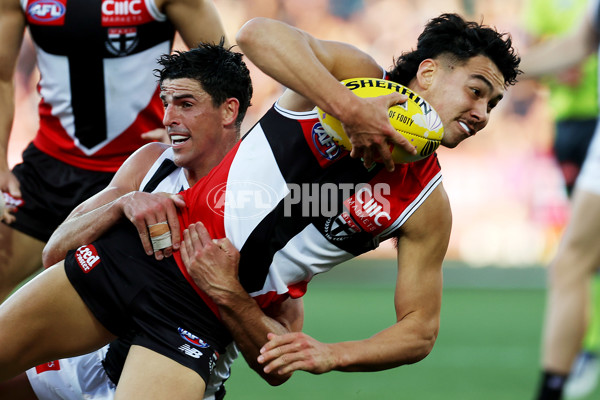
left=161, top=78, right=232, bottom=171
left=425, top=55, right=505, bottom=148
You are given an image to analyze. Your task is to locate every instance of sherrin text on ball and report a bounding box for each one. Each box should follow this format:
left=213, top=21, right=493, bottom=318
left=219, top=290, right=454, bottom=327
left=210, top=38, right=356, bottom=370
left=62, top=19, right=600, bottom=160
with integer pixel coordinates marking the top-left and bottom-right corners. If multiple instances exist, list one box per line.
left=317, top=78, right=444, bottom=163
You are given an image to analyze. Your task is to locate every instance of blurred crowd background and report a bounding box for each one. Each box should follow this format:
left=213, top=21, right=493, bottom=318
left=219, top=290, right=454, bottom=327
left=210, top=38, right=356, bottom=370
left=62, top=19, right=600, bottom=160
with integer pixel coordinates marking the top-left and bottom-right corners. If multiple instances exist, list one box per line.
left=8, top=0, right=572, bottom=268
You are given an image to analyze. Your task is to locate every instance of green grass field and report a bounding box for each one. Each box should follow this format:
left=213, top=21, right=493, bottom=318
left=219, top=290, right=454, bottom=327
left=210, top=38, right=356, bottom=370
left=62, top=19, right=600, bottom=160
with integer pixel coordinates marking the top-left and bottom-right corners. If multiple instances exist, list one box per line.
left=224, top=259, right=600, bottom=399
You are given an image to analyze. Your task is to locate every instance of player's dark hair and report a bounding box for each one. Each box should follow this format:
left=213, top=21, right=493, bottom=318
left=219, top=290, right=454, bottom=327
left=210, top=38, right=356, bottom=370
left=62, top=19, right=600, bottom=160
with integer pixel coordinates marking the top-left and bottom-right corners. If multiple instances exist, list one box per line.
left=155, top=38, right=253, bottom=128
left=388, top=13, right=521, bottom=87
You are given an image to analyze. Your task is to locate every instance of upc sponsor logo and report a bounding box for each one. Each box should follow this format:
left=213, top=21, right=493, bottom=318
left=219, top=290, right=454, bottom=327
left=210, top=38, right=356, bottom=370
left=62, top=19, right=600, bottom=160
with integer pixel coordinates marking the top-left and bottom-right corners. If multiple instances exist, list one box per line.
left=27, top=0, right=66, bottom=24
left=178, top=344, right=203, bottom=359
left=178, top=327, right=209, bottom=348
left=74, top=245, right=101, bottom=273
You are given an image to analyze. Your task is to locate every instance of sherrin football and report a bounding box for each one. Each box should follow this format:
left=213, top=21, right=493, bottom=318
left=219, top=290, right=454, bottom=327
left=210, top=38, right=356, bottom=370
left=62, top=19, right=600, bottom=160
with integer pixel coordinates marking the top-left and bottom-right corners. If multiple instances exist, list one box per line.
left=317, top=78, right=444, bottom=163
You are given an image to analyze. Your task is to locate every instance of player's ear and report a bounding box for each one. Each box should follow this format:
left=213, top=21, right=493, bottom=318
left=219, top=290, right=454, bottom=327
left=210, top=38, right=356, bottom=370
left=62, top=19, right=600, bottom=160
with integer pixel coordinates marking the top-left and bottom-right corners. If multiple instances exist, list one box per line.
left=415, top=59, right=436, bottom=89
left=222, top=98, right=240, bottom=126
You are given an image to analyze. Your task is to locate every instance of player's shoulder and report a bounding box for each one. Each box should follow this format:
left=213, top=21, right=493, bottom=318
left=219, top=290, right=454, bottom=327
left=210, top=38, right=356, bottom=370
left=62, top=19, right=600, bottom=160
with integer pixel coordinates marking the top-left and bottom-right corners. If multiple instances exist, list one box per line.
left=113, top=142, right=171, bottom=184
left=400, top=183, right=451, bottom=238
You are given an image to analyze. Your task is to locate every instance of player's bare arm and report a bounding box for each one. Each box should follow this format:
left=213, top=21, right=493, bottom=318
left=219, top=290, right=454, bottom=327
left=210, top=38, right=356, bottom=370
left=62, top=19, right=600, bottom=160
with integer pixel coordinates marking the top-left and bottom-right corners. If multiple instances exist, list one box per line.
left=181, top=222, right=304, bottom=385
left=42, top=143, right=185, bottom=267
left=161, top=0, right=229, bottom=48
left=258, top=184, right=451, bottom=375
left=0, top=0, right=26, bottom=199
left=236, top=17, right=415, bottom=172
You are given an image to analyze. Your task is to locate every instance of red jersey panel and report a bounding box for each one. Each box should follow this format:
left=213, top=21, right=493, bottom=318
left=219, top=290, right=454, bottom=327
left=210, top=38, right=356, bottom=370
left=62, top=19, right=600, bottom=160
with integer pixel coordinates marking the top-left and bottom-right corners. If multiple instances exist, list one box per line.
left=173, top=102, right=442, bottom=311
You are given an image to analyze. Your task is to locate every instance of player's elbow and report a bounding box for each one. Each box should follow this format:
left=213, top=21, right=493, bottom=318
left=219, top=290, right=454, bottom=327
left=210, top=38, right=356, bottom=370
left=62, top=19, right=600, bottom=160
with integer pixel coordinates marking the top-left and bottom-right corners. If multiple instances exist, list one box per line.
left=41, top=244, right=61, bottom=269
left=254, top=368, right=291, bottom=386
left=411, top=325, right=438, bottom=363
left=263, top=372, right=291, bottom=386
left=236, top=17, right=272, bottom=52
left=236, top=18, right=259, bottom=49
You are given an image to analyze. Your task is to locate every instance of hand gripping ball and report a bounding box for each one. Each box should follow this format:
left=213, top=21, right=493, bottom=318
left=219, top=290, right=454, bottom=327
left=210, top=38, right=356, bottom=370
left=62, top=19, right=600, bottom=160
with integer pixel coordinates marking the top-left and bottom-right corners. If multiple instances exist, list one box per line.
left=317, top=78, right=444, bottom=163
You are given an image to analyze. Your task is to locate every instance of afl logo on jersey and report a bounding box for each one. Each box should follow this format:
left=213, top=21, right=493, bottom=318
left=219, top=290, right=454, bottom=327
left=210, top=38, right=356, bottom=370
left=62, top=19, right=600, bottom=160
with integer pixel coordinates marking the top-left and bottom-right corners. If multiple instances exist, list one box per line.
left=26, top=0, right=66, bottom=25
left=206, top=180, right=278, bottom=220
left=312, top=123, right=341, bottom=161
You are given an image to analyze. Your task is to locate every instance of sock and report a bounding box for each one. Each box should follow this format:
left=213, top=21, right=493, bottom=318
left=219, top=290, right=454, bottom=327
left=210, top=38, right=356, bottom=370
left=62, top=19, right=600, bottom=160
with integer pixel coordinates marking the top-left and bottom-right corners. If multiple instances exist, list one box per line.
left=536, top=371, right=568, bottom=400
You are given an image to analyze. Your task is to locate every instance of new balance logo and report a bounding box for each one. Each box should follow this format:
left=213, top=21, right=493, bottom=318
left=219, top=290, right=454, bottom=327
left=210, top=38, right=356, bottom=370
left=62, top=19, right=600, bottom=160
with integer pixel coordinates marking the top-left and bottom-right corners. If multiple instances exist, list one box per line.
left=178, top=344, right=203, bottom=359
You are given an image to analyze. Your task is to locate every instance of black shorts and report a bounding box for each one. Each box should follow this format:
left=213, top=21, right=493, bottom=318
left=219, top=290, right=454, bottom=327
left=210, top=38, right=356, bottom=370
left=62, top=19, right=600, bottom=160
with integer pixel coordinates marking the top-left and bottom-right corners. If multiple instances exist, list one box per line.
left=64, top=222, right=232, bottom=384
left=7, top=143, right=114, bottom=241
left=554, top=118, right=597, bottom=167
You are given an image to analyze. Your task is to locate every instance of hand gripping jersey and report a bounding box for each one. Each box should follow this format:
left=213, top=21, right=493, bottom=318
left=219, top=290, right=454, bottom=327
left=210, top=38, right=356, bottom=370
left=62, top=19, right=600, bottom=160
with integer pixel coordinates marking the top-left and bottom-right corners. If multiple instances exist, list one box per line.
left=27, top=147, right=234, bottom=400
left=21, top=0, right=175, bottom=172
left=174, top=101, right=443, bottom=313
left=109, top=147, right=236, bottom=400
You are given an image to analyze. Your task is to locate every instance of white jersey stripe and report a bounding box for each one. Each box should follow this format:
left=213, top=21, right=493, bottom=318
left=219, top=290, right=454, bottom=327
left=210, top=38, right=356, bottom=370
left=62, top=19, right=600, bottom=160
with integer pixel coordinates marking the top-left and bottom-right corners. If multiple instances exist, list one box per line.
left=224, top=124, right=289, bottom=249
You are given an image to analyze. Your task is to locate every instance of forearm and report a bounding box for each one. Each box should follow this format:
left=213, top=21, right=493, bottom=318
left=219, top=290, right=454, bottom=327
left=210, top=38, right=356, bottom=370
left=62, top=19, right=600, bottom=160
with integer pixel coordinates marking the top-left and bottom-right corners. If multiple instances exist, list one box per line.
left=165, top=0, right=229, bottom=48
left=213, top=286, right=294, bottom=385
left=331, top=316, right=437, bottom=372
left=0, top=2, right=26, bottom=172
left=42, top=194, right=126, bottom=266
left=0, top=80, right=14, bottom=171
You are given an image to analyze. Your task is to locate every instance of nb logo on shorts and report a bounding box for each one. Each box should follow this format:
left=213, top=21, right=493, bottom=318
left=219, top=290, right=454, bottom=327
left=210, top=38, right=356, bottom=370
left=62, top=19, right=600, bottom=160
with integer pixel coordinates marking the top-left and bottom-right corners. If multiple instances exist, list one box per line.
left=178, top=344, right=203, bottom=359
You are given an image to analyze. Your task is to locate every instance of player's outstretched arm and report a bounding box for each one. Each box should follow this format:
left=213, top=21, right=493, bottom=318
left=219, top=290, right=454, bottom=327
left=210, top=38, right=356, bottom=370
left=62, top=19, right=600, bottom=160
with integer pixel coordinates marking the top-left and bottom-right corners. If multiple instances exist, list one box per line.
left=258, top=185, right=451, bottom=375
left=180, top=222, right=303, bottom=386
left=236, top=17, right=415, bottom=172
left=42, top=143, right=184, bottom=267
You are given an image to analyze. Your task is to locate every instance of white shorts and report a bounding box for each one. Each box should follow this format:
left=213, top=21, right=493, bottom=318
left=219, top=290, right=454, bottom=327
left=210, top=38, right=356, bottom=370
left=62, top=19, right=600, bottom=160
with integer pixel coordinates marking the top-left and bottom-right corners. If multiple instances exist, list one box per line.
left=25, top=343, right=238, bottom=400
left=576, top=122, right=600, bottom=195
left=25, top=346, right=115, bottom=400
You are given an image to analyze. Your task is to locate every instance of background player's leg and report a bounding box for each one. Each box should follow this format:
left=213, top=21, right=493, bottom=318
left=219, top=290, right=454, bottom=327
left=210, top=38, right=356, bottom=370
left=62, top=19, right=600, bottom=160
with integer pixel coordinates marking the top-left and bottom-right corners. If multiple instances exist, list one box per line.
left=0, top=372, right=37, bottom=400
left=115, top=345, right=206, bottom=400
left=0, top=262, right=115, bottom=380
left=0, top=223, right=45, bottom=302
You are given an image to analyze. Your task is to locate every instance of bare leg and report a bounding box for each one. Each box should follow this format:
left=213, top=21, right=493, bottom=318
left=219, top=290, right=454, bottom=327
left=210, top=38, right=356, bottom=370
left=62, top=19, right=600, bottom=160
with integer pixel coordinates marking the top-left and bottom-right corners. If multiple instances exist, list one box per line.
left=543, top=189, right=600, bottom=373
left=115, top=345, right=205, bottom=400
left=0, top=262, right=116, bottom=380
left=0, top=223, right=45, bottom=302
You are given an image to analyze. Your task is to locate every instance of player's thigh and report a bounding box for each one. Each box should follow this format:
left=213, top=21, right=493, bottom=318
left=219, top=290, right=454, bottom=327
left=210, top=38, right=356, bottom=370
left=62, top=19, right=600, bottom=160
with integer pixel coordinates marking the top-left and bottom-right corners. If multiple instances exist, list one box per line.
left=0, top=223, right=44, bottom=297
left=116, top=345, right=205, bottom=400
left=0, top=262, right=115, bottom=378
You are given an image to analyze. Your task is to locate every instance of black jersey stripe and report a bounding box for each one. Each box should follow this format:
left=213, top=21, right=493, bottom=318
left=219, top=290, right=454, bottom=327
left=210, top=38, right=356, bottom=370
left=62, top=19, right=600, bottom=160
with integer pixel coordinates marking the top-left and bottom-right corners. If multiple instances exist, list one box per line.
left=141, top=158, right=179, bottom=193
left=237, top=108, right=384, bottom=292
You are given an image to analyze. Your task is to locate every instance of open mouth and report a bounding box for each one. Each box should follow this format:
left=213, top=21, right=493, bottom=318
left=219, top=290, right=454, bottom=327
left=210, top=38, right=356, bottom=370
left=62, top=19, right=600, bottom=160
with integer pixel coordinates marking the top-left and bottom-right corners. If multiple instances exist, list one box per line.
left=458, top=121, right=472, bottom=135
left=171, top=135, right=190, bottom=145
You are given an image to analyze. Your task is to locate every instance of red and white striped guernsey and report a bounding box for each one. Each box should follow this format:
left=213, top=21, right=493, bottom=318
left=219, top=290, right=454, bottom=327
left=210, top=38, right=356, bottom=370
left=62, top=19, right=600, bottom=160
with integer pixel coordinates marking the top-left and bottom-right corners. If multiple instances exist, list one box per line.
left=174, top=101, right=443, bottom=313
